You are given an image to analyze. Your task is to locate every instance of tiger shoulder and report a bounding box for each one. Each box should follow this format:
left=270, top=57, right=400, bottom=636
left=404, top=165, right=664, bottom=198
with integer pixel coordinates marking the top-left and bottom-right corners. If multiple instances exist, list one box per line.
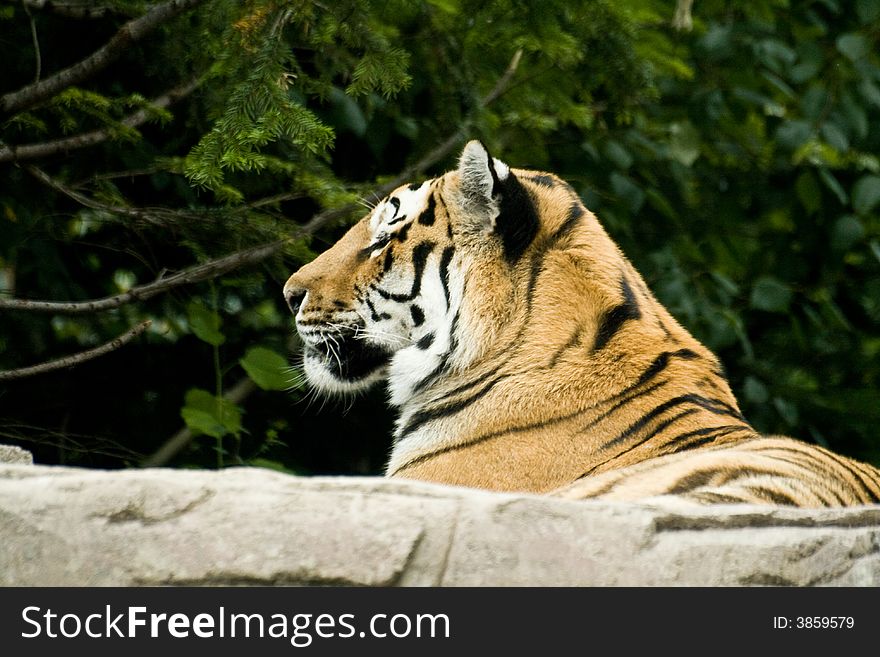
left=283, top=140, right=880, bottom=508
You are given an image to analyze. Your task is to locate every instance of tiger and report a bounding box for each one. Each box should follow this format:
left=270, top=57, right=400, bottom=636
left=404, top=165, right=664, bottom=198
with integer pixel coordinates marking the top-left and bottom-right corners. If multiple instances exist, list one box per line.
left=283, top=140, right=880, bottom=507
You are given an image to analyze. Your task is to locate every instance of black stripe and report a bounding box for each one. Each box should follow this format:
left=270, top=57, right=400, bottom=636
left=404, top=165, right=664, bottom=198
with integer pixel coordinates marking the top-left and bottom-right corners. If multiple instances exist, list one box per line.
left=411, top=307, right=459, bottom=394
left=636, top=348, right=699, bottom=387
left=382, top=247, right=394, bottom=273
left=410, top=305, right=424, bottom=327
left=525, top=174, right=557, bottom=188
left=438, top=246, right=455, bottom=310
left=576, top=408, right=703, bottom=480
left=416, top=333, right=435, bottom=350
left=408, top=183, right=421, bottom=191
left=607, top=393, right=745, bottom=448
left=386, top=214, right=408, bottom=226
left=686, top=491, right=750, bottom=504
left=396, top=378, right=670, bottom=468
left=666, top=468, right=724, bottom=495
left=797, top=446, right=880, bottom=503
left=364, top=296, right=382, bottom=322
left=553, top=202, right=584, bottom=241
left=495, top=173, right=540, bottom=262
left=744, top=486, right=800, bottom=506
left=592, top=276, right=641, bottom=352
left=393, top=222, right=411, bottom=242
left=659, top=424, right=753, bottom=455
left=400, top=372, right=505, bottom=436
left=741, top=448, right=854, bottom=505
left=418, top=193, right=437, bottom=226
left=548, top=326, right=582, bottom=368
left=374, top=241, right=435, bottom=302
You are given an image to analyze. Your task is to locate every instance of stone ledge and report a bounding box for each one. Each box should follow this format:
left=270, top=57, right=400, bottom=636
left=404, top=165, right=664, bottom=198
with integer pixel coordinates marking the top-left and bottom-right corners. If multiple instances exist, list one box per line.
left=1, top=463, right=878, bottom=586
left=0, top=445, right=32, bottom=465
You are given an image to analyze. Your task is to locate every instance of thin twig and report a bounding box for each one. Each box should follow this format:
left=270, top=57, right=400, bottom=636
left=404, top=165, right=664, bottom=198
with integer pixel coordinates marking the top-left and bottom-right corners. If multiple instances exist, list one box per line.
left=672, top=0, right=694, bottom=31
left=0, top=320, right=151, bottom=381
left=24, top=163, right=165, bottom=225
left=0, top=242, right=283, bottom=313
left=21, top=1, right=133, bottom=20
left=0, top=76, right=202, bottom=163
left=0, top=0, right=204, bottom=118
left=23, top=2, right=42, bottom=83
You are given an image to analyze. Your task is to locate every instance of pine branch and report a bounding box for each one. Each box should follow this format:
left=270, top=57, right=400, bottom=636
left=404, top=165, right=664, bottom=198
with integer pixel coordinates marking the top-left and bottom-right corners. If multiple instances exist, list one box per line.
left=2, top=48, right=525, bottom=316
left=0, top=0, right=204, bottom=118
left=0, top=320, right=151, bottom=381
left=0, top=77, right=202, bottom=163
left=301, top=48, right=525, bottom=236
left=0, top=242, right=284, bottom=313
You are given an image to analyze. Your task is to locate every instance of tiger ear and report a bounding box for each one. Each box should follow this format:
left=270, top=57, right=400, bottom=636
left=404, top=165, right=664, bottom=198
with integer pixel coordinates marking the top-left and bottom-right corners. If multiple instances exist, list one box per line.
left=457, top=140, right=510, bottom=215
left=456, top=140, right=539, bottom=261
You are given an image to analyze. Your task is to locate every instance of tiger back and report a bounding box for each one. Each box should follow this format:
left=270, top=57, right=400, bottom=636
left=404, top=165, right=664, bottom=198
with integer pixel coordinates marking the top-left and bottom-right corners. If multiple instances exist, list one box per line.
left=283, top=140, right=880, bottom=507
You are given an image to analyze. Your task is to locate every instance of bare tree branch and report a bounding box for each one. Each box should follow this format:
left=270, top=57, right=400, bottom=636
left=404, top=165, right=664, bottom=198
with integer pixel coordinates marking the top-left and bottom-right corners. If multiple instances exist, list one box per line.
left=0, top=242, right=283, bottom=313
left=21, top=1, right=134, bottom=20
left=0, top=320, right=151, bottom=381
left=673, top=0, right=695, bottom=31
left=24, top=163, right=166, bottom=225
left=0, top=0, right=204, bottom=118
left=0, top=77, right=202, bottom=163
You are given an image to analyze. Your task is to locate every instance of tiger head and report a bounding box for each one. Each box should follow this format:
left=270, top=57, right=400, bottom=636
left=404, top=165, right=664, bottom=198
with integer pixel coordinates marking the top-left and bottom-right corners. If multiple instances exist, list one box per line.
left=284, top=141, right=617, bottom=406
left=283, top=140, right=608, bottom=408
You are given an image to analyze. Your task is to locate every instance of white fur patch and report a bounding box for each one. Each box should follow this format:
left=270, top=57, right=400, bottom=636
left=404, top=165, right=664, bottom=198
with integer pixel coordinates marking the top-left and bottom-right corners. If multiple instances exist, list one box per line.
left=369, top=182, right=431, bottom=239
left=386, top=249, right=463, bottom=407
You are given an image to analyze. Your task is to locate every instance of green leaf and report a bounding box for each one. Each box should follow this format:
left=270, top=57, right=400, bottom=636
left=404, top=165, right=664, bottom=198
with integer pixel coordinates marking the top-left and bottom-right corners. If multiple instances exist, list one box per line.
left=327, top=87, right=367, bottom=136
left=818, top=168, right=848, bottom=205
left=668, top=121, right=700, bottom=166
left=603, top=140, right=633, bottom=169
left=795, top=171, right=821, bottom=214
left=820, top=122, right=848, bottom=152
left=830, top=215, right=865, bottom=252
left=181, top=388, right=241, bottom=438
left=744, top=376, right=769, bottom=404
left=836, top=33, right=870, bottom=61
left=240, top=346, right=291, bottom=391
left=856, top=0, right=880, bottom=23
left=773, top=397, right=799, bottom=427
left=852, top=175, right=880, bottom=215
left=187, top=301, right=225, bottom=346
left=775, top=120, right=811, bottom=150
left=610, top=172, right=645, bottom=214
left=750, top=276, right=793, bottom=313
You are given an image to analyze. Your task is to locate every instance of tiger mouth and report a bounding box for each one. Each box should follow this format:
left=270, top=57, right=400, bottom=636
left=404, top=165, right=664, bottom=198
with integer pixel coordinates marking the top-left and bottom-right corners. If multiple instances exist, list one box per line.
left=303, top=333, right=393, bottom=383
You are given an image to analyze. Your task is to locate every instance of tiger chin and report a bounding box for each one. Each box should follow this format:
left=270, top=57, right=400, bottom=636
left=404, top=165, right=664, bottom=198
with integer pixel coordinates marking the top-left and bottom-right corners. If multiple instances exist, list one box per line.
left=283, top=140, right=880, bottom=508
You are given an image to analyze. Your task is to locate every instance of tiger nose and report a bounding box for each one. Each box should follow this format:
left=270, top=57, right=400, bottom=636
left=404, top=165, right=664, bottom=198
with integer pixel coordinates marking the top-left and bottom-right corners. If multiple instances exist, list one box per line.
left=283, top=281, right=307, bottom=316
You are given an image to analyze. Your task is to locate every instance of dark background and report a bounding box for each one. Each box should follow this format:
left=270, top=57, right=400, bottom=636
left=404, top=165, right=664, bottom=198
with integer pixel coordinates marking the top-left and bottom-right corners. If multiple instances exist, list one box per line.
left=1, top=0, right=878, bottom=473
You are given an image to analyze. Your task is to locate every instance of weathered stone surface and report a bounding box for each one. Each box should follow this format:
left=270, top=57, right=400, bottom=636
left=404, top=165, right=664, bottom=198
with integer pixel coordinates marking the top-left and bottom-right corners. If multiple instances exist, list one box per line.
left=0, top=445, right=32, bottom=465
left=1, top=462, right=878, bottom=586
